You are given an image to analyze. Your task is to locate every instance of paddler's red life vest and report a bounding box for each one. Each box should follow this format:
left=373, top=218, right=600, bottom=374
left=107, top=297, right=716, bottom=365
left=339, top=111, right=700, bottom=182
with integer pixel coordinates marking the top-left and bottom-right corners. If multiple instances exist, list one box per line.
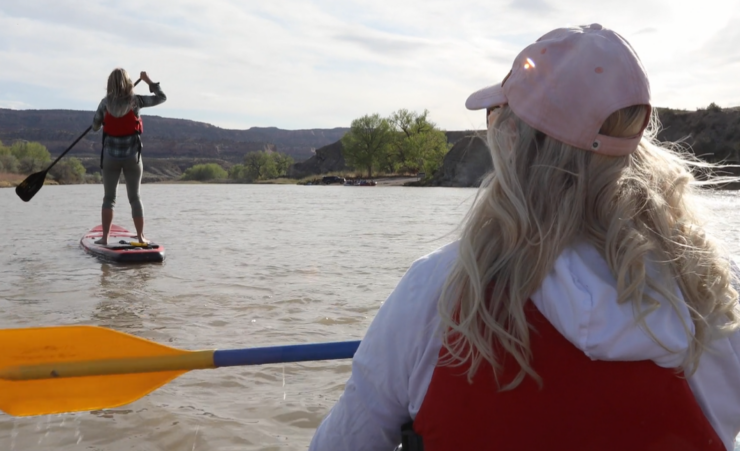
left=100, top=109, right=144, bottom=168
left=102, top=109, right=143, bottom=136
left=410, top=302, right=724, bottom=451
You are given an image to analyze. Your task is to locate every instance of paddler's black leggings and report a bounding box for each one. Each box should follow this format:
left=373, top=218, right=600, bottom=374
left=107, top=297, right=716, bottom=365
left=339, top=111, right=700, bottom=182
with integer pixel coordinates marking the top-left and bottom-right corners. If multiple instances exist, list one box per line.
left=102, top=153, right=144, bottom=218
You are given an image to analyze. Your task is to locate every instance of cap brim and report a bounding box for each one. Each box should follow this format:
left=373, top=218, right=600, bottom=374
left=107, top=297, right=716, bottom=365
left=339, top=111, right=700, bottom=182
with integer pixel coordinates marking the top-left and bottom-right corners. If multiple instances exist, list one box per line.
left=465, top=85, right=507, bottom=110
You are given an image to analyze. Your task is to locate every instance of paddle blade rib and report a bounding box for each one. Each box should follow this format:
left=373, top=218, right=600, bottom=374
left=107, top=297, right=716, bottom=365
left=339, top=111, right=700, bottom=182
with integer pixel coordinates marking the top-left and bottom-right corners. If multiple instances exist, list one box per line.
left=0, top=326, right=207, bottom=416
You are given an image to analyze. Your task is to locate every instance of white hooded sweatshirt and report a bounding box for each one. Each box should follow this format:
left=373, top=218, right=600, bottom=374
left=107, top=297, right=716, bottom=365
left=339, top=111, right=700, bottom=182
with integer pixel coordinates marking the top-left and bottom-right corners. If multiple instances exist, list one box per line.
left=309, top=241, right=740, bottom=451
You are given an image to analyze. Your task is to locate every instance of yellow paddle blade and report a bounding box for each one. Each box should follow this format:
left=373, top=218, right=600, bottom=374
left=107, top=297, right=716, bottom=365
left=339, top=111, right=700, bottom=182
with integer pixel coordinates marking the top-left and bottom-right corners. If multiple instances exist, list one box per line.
left=0, top=326, right=199, bottom=416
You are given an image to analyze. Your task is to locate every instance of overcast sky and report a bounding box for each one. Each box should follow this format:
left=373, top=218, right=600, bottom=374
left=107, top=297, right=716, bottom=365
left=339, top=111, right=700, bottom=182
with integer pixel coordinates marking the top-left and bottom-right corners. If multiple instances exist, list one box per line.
left=1, top=0, right=738, bottom=131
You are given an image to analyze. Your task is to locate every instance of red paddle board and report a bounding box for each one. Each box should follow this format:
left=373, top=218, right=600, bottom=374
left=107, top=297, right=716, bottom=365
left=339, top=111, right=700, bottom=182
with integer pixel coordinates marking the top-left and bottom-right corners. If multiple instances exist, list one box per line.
left=80, top=225, right=165, bottom=263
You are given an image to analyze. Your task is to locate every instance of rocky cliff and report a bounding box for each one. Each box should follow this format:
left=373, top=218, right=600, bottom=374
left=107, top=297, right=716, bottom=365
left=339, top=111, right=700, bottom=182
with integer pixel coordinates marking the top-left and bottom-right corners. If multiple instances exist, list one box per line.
left=426, top=106, right=740, bottom=187
left=426, top=135, right=490, bottom=187
left=656, top=106, right=740, bottom=163
left=287, top=140, right=347, bottom=179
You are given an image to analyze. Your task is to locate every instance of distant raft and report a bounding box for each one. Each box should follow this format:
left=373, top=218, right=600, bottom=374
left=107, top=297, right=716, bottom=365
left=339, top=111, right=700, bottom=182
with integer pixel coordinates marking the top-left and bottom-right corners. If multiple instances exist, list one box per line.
left=80, top=225, right=165, bottom=263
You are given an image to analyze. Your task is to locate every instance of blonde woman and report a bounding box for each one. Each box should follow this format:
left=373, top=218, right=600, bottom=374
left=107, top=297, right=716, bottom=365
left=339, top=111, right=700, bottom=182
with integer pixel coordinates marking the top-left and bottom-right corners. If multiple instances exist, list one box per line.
left=310, top=24, right=740, bottom=451
left=92, top=68, right=166, bottom=245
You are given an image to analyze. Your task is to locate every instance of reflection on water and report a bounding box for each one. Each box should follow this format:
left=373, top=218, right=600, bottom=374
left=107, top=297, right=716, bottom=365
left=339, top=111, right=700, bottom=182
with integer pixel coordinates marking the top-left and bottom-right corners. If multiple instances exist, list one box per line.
left=93, top=263, right=159, bottom=331
left=0, top=185, right=739, bottom=450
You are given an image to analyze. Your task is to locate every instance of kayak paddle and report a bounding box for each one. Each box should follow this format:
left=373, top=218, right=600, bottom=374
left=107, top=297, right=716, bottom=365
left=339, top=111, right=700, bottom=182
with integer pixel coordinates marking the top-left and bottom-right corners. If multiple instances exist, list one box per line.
left=0, top=325, right=360, bottom=417
left=15, top=79, right=142, bottom=202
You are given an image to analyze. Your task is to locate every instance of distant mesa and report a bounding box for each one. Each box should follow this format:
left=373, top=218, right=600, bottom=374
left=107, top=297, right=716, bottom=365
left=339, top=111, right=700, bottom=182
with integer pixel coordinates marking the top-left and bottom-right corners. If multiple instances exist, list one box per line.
left=0, top=108, right=349, bottom=163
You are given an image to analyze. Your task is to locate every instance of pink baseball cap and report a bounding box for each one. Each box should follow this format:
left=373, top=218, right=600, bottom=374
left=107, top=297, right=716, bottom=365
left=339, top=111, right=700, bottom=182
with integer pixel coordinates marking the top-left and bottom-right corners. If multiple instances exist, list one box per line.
left=466, top=23, right=651, bottom=156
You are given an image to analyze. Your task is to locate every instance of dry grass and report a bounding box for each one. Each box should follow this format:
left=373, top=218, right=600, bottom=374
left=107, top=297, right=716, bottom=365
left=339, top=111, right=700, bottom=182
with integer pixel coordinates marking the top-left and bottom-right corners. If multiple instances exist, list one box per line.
left=0, top=172, right=24, bottom=188
left=0, top=173, right=60, bottom=188
left=255, top=177, right=298, bottom=185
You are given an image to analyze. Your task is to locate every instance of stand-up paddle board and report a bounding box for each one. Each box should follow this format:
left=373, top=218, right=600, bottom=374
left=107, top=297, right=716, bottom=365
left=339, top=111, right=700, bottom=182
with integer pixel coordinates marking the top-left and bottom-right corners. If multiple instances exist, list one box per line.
left=80, top=225, right=165, bottom=263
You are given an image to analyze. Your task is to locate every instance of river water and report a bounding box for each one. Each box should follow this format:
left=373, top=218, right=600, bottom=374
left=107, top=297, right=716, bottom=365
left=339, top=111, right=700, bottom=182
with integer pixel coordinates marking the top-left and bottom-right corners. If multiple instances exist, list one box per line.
left=0, top=184, right=739, bottom=451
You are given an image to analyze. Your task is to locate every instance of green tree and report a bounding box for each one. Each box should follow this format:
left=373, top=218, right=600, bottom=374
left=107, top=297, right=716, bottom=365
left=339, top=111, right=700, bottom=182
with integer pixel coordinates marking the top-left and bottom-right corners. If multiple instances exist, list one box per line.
left=10, top=141, right=51, bottom=174
left=388, top=109, right=449, bottom=174
left=0, top=154, right=19, bottom=173
left=181, top=163, right=228, bottom=181
left=242, top=151, right=278, bottom=181
left=50, top=157, right=86, bottom=184
left=273, top=153, right=294, bottom=176
left=0, top=142, right=20, bottom=173
left=228, top=164, right=246, bottom=180
left=229, top=151, right=294, bottom=182
left=421, top=134, right=449, bottom=176
left=341, top=114, right=392, bottom=178
left=707, top=102, right=722, bottom=112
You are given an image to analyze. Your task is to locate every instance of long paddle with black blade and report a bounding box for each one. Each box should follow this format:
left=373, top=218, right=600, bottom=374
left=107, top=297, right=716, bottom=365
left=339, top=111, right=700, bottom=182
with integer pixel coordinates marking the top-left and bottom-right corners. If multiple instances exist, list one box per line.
left=15, top=126, right=92, bottom=202
left=0, top=324, right=360, bottom=416
left=15, top=79, right=142, bottom=202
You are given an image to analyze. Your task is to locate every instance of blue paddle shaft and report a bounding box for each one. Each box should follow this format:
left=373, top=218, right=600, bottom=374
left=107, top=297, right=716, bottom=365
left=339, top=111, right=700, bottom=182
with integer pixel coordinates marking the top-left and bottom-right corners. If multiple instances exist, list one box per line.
left=213, top=340, right=361, bottom=368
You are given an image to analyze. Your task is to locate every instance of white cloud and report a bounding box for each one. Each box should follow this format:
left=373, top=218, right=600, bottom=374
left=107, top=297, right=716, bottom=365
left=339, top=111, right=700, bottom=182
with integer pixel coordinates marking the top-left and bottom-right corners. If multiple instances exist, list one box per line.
left=0, top=100, right=33, bottom=109
left=0, top=0, right=738, bottom=130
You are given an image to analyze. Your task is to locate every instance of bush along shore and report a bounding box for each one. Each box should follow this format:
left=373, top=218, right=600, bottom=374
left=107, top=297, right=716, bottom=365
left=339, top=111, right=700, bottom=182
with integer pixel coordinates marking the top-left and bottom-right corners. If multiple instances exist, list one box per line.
left=0, top=140, right=97, bottom=187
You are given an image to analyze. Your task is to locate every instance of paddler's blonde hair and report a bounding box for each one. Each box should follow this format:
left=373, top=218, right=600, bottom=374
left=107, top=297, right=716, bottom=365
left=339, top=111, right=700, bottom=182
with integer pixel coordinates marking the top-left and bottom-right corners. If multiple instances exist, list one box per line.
left=437, top=104, right=740, bottom=388
left=107, top=68, right=134, bottom=99
left=105, top=68, right=135, bottom=117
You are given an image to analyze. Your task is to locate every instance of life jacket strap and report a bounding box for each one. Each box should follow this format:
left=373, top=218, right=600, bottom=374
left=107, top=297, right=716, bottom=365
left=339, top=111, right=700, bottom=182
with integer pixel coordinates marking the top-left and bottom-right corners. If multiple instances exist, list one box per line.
left=399, top=421, right=424, bottom=451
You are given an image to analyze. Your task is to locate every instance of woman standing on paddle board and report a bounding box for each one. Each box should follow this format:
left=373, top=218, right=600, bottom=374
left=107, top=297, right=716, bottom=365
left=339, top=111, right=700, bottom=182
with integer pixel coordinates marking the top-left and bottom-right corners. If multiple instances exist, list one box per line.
left=310, top=24, right=740, bottom=450
left=92, top=68, right=166, bottom=245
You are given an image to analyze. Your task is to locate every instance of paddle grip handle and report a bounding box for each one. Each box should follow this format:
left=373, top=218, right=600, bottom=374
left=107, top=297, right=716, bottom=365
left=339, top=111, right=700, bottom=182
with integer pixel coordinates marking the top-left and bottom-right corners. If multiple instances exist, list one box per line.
left=213, top=340, right=361, bottom=368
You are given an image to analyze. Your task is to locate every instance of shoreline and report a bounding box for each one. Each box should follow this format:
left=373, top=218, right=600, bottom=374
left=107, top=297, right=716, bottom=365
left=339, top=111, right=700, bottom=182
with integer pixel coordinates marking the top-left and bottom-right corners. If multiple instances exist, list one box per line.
left=0, top=176, right=419, bottom=188
left=2, top=173, right=739, bottom=190
left=147, top=175, right=423, bottom=186
left=0, top=172, right=61, bottom=188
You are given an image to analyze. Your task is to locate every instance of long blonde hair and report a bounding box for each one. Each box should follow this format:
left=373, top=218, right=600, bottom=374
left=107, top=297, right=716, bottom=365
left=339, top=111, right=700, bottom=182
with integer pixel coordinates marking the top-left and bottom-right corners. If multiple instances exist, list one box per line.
left=438, top=105, right=740, bottom=389
left=105, top=68, right=134, bottom=117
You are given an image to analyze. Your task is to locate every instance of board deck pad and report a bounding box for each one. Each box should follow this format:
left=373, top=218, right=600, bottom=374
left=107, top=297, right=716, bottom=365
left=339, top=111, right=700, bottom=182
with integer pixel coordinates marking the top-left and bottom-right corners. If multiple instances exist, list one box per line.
left=80, top=225, right=165, bottom=263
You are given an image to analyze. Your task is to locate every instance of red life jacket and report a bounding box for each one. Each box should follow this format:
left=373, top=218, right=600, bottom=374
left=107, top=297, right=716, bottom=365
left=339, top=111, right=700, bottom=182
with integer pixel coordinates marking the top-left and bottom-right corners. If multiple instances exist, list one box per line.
left=103, top=109, right=143, bottom=137
left=412, top=302, right=724, bottom=451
